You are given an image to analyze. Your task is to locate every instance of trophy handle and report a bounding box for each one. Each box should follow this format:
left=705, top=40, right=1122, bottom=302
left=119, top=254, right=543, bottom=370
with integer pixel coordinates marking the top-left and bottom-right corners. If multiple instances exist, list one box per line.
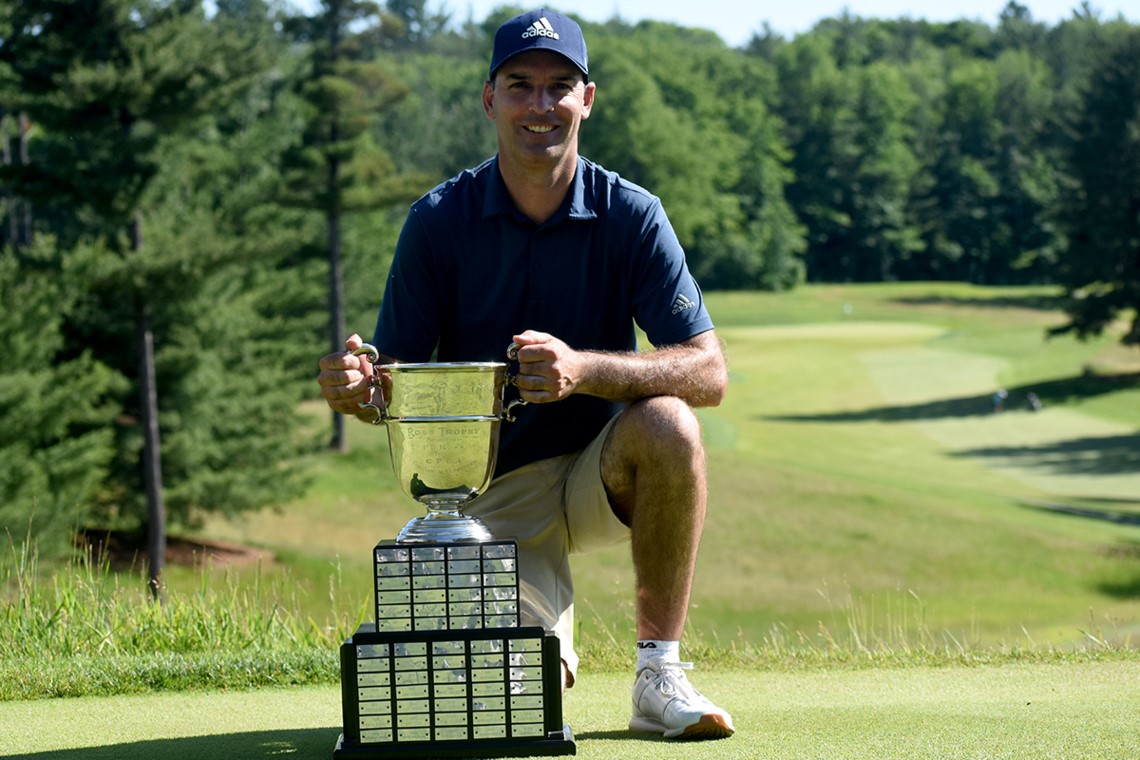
left=504, top=342, right=528, bottom=422
left=503, top=398, right=526, bottom=423
left=353, top=342, right=387, bottom=425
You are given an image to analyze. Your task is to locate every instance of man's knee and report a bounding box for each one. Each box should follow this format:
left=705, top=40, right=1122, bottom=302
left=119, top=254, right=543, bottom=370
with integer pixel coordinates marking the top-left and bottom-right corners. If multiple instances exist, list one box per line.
left=614, top=396, right=704, bottom=460
left=601, top=397, right=705, bottom=519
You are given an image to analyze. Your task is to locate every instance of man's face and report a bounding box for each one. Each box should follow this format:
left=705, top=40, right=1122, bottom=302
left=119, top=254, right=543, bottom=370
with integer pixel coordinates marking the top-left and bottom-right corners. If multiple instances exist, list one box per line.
left=483, top=50, right=595, bottom=171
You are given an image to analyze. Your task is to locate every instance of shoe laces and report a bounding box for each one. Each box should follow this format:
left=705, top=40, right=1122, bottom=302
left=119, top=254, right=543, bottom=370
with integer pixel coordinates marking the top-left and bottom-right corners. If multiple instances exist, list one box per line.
left=647, top=661, right=699, bottom=699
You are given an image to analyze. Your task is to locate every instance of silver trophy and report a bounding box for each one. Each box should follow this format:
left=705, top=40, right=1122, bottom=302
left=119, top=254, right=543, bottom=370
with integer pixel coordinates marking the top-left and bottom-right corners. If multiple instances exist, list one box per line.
left=353, top=343, right=525, bottom=544
left=334, top=343, right=575, bottom=758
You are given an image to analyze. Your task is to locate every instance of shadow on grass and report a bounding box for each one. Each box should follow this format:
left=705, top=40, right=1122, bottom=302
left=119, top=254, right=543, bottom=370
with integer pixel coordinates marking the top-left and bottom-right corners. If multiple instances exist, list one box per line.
left=577, top=729, right=667, bottom=742
left=1096, top=571, right=1140, bottom=600
left=8, top=728, right=341, bottom=760
left=952, top=433, right=1140, bottom=477
left=1019, top=503, right=1140, bottom=600
left=762, top=372, right=1140, bottom=425
left=1020, top=499, right=1140, bottom=526
left=890, top=293, right=1068, bottom=311
left=10, top=728, right=626, bottom=758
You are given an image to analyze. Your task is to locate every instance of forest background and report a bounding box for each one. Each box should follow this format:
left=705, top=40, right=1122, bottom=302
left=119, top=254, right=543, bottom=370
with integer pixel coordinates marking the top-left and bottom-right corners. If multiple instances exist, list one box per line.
left=0, top=0, right=1138, bottom=590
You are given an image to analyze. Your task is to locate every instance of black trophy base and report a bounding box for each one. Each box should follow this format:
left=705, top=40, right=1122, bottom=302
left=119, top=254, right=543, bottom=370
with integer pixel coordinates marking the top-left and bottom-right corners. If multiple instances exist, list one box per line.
left=336, top=624, right=574, bottom=758
left=333, top=724, right=576, bottom=758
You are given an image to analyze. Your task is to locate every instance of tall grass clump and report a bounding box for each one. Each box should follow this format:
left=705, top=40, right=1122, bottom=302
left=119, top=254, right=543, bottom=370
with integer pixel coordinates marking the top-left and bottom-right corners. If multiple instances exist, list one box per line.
left=1, top=534, right=366, bottom=700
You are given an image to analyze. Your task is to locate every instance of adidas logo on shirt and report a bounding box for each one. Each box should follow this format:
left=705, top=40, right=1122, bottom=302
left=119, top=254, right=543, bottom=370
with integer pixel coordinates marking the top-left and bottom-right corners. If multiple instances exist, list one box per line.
left=671, top=294, right=697, bottom=315
left=522, top=17, right=560, bottom=40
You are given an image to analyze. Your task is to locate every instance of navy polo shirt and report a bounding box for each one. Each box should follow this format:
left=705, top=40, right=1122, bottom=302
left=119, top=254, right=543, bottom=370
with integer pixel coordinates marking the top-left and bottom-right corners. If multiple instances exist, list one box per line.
left=372, top=155, right=714, bottom=476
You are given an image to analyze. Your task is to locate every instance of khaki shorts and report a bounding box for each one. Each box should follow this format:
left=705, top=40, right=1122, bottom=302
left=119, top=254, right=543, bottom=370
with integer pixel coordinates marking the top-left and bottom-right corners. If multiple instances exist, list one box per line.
left=464, top=416, right=630, bottom=684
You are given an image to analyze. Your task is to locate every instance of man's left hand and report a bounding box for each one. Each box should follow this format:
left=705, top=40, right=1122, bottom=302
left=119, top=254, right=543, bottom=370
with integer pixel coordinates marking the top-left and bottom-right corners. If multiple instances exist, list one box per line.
left=510, top=330, right=584, bottom=403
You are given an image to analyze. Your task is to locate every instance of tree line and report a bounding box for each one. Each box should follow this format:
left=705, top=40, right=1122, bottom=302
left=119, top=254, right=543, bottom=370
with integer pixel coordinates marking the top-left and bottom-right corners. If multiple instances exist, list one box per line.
left=0, top=1, right=1137, bottom=576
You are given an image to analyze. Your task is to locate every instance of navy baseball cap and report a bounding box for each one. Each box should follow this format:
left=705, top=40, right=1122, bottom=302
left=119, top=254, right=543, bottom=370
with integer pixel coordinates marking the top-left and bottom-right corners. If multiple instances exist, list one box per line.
left=489, top=9, right=589, bottom=81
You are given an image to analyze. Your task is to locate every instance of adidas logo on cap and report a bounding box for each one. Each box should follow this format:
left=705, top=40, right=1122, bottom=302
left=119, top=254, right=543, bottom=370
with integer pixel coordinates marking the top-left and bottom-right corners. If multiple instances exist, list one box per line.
left=522, top=17, right=560, bottom=40
left=490, top=10, right=588, bottom=80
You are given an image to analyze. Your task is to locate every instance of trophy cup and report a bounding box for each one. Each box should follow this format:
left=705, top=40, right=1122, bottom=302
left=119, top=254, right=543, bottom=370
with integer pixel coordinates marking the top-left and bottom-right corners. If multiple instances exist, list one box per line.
left=353, top=355, right=525, bottom=544
left=333, top=344, right=576, bottom=759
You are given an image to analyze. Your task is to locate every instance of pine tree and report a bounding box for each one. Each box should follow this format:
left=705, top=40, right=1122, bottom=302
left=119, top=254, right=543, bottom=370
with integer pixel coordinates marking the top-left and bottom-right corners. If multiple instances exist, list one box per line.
left=280, top=0, right=427, bottom=451
left=0, top=240, right=122, bottom=555
left=0, top=0, right=262, bottom=599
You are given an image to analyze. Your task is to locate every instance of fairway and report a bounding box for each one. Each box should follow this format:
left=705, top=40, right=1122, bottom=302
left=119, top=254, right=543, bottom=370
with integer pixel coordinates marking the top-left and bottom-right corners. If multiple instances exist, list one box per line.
left=714, top=318, right=1140, bottom=501
left=2, top=661, right=1137, bottom=758
left=862, top=343, right=1140, bottom=501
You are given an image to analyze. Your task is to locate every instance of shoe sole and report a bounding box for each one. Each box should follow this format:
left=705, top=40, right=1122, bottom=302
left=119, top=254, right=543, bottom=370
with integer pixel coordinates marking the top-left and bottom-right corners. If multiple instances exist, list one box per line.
left=629, top=713, right=735, bottom=740
left=674, top=713, right=735, bottom=740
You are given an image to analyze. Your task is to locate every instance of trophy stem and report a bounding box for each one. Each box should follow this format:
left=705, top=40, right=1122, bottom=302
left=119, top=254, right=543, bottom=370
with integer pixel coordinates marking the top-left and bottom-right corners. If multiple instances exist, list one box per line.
left=396, top=500, right=493, bottom=544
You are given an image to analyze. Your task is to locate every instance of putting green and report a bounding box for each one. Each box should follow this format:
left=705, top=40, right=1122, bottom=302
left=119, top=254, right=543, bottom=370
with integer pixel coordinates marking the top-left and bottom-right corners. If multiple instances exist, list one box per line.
left=0, top=686, right=342, bottom=758
left=2, top=663, right=1137, bottom=758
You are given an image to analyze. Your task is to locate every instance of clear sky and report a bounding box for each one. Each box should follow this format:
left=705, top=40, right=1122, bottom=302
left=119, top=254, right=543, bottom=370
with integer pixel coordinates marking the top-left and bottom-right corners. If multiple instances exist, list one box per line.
left=437, top=0, right=1138, bottom=47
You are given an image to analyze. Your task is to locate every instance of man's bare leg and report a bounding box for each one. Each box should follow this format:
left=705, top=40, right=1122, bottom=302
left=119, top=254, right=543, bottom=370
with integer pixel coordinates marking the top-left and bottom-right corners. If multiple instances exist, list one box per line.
left=600, top=396, right=733, bottom=739
left=601, top=396, right=706, bottom=640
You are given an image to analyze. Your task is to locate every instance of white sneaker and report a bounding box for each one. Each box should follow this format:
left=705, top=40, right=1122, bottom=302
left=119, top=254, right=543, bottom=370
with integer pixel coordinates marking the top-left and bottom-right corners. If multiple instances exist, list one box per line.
left=629, top=661, right=735, bottom=739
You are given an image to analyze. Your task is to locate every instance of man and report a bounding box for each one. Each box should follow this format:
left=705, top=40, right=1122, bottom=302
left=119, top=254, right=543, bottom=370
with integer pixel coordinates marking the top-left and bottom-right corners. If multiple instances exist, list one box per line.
left=318, top=9, right=734, bottom=740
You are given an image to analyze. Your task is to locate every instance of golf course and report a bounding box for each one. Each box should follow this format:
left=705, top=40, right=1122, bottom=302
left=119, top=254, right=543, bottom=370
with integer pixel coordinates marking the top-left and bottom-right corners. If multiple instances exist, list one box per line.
left=3, top=283, right=1138, bottom=758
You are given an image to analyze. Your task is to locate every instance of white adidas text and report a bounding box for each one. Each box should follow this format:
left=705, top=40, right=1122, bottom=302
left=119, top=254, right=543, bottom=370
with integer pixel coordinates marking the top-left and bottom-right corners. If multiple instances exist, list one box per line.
left=522, top=18, right=559, bottom=40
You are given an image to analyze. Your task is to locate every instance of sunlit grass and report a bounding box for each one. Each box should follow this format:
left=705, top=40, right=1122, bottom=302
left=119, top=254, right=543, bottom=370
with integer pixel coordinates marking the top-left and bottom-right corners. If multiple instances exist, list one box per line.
left=3, top=533, right=1131, bottom=701
left=1, top=534, right=366, bottom=660
left=6, top=284, right=1138, bottom=701
left=0, top=532, right=365, bottom=699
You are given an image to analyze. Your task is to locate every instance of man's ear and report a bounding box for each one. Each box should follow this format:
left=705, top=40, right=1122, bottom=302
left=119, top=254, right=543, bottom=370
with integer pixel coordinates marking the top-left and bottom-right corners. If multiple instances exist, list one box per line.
left=482, top=80, right=496, bottom=120
left=581, top=81, right=596, bottom=119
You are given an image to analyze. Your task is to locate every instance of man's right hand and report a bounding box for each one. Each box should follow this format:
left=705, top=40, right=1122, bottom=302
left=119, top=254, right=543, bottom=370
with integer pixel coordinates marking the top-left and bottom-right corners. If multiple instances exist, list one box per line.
left=317, top=333, right=376, bottom=416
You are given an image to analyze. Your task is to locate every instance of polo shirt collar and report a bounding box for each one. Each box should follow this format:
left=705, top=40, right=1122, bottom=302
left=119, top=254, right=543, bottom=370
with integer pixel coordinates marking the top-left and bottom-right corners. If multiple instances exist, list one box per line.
left=483, top=156, right=598, bottom=224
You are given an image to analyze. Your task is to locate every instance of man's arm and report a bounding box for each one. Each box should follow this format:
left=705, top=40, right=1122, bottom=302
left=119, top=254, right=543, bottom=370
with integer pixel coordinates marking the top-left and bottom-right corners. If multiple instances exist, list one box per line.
left=510, top=328, right=727, bottom=408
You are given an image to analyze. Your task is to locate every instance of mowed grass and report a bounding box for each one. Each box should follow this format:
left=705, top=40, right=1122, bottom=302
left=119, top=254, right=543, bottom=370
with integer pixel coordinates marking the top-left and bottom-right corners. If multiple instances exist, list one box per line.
left=3, top=662, right=1138, bottom=758
left=137, top=284, right=1140, bottom=659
